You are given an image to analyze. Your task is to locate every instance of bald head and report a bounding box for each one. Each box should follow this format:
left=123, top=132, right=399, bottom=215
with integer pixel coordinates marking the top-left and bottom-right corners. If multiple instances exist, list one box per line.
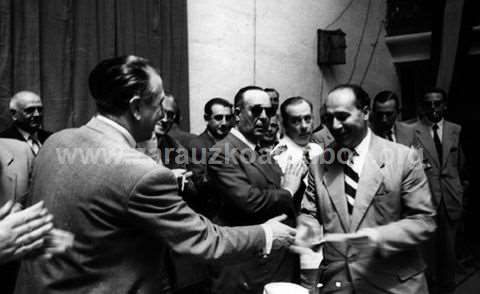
left=9, top=91, right=44, bottom=132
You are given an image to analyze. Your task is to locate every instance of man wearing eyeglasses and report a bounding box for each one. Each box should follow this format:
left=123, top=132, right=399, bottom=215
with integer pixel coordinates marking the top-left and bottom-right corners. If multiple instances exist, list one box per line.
left=412, top=88, right=468, bottom=294
left=271, top=97, right=323, bottom=289
left=0, top=91, right=52, bottom=155
left=208, top=86, right=306, bottom=294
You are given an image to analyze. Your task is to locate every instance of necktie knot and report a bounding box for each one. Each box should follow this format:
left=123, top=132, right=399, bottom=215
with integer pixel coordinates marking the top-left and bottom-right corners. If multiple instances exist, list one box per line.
left=432, top=124, right=439, bottom=131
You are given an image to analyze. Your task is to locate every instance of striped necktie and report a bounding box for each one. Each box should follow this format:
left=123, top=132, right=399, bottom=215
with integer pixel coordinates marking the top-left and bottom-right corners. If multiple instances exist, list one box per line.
left=344, top=160, right=359, bottom=215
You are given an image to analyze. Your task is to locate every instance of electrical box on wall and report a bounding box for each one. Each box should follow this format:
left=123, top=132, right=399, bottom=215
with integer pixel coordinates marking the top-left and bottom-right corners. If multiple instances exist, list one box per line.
left=317, top=29, right=346, bottom=65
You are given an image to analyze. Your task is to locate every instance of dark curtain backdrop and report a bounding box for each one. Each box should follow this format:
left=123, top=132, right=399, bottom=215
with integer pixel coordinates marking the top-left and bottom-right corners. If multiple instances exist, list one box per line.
left=0, top=0, right=189, bottom=132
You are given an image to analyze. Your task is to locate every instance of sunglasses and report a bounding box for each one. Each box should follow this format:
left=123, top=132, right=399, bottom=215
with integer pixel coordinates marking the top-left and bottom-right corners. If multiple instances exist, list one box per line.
left=421, top=101, right=444, bottom=108
left=163, top=110, right=176, bottom=120
left=211, top=114, right=233, bottom=122
left=250, top=105, right=276, bottom=118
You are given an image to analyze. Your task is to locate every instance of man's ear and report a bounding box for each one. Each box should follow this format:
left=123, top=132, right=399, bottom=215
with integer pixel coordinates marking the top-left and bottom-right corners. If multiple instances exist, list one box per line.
left=9, top=109, right=18, bottom=121
left=362, top=107, right=370, bottom=121
left=203, top=114, right=209, bottom=121
left=128, top=96, right=142, bottom=120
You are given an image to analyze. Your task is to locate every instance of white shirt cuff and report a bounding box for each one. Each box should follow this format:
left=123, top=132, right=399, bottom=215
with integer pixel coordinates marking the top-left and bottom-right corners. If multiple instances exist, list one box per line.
left=261, top=224, right=273, bottom=256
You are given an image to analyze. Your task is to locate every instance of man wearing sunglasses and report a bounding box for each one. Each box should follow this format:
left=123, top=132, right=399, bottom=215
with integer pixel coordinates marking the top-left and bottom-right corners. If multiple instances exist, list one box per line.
left=412, top=88, right=468, bottom=294
left=208, top=86, right=305, bottom=294
left=0, top=91, right=53, bottom=155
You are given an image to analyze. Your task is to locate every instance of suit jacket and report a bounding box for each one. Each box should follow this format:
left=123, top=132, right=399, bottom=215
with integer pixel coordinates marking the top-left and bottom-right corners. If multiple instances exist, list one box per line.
left=0, top=125, right=52, bottom=144
left=371, top=121, right=415, bottom=147
left=207, top=133, right=298, bottom=294
left=302, top=133, right=436, bottom=294
left=186, top=130, right=217, bottom=217
left=412, top=119, right=466, bottom=220
left=0, top=139, right=33, bottom=205
left=14, top=116, right=266, bottom=294
left=0, top=139, right=34, bottom=294
left=168, top=123, right=197, bottom=148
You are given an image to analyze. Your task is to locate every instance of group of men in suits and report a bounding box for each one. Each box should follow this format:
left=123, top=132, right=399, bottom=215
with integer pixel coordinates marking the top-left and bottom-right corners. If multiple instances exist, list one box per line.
left=1, top=54, right=467, bottom=294
left=369, top=88, right=468, bottom=294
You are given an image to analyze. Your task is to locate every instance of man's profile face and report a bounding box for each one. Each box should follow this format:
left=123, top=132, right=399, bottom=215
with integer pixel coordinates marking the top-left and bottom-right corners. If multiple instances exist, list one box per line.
left=372, top=99, right=397, bottom=133
left=324, top=88, right=368, bottom=149
left=154, top=96, right=176, bottom=136
left=284, top=101, right=313, bottom=146
left=137, top=68, right=165, bottom=141
left=206, top=104, right=233, bottom=140
left=422, top=92, right=445, bottom=123
left=266, top=90, right=280, bottom=111
left=263, top=115, right=280, bottom=144
left=237, top=89, right=275, bottom=143
left=12, top=92, right=44, bottom=132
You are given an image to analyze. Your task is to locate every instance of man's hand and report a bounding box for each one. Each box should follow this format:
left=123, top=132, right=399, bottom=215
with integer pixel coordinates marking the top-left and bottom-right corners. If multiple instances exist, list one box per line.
left=263, top=214, right=296, bottom=250
left=281, top=158, right=307, bottom=195
left=41, top=229, right=74, bottom=259
left=170, top=169, right=193, bottom=191
left=346, top=228, right=379, bottom=250
left=0, top=201, right=53, bottom=264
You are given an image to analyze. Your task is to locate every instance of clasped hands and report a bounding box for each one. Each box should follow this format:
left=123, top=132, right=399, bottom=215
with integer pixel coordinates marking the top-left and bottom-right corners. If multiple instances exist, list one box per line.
left=0, top=201, right=74, bottom=264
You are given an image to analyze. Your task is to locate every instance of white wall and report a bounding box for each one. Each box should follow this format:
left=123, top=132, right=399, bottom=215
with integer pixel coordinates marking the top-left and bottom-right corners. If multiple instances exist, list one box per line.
left=188, top=0, right=400, bottom=133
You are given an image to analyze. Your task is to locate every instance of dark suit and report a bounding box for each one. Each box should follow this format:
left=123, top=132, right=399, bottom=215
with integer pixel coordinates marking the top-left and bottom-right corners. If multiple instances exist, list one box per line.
left=207, top=132, right=298, bottom=294
left=168, top=123, right=197, bottom=148
left=302, top=133, right=435, bottom=293
left=14, top=116, right=266, bottom=294
left=0, top=125, right=52, bottom=144
left=412, top=119, right=467, bottom=293
left=186, top=130, right=217, bottom=218
left=0, top=139, right=34, bottom=294
left=371, top=121, right=416, bottom=147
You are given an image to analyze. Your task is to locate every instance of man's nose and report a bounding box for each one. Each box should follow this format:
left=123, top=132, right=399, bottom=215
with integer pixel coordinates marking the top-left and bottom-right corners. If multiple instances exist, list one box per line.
left=332, top=117, right=342, bottom=129
left=33, top=108, right=41, bottom=116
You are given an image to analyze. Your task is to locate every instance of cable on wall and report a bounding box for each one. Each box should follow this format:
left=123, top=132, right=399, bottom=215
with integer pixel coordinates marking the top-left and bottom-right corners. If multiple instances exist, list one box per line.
left=359, top=19, right=385, bottom=85
left=324, top=0, right=356, bottom=29
left=347, top=0, right=372, bottom=83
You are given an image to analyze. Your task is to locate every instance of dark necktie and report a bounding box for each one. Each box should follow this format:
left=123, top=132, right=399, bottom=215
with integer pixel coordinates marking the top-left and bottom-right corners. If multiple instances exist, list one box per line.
left=432, top=124, right=442, bottom=164
left=385, top=130, right=394, bottom=142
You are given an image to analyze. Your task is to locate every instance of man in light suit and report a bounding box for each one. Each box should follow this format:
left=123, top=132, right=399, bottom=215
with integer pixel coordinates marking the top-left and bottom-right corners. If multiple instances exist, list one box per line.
left=412, top=88, right=468, bottom=294
left=0, top=139, right=54, bottom=294
left=370, top=90, right=416, bottom=147
left=14, top=56, right=296, bottom=294
left=301, top=84, right=436, bottom=293
left=208, top=86, right=306, bottom=294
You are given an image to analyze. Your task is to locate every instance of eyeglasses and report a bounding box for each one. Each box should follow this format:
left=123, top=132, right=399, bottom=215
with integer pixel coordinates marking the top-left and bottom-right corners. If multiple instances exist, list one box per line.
left=211, top=114, right=233, bottom=122
left=250, top=105, right=276, bottom=118
left=23, top=106, right=43, bottom=115
left=288, top=115, right=312, bottom=125
left=163, top=110, right=176, bottom=120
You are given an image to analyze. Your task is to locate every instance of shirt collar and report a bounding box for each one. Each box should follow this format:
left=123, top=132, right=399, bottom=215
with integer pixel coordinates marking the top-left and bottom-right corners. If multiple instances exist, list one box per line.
left=231, top=127, right=256, bottom=150
left=96, top=114, right=136, bottom=148
left=16, top=126, right=37, bottom=141
left=353, top=127, right=372, bottom=159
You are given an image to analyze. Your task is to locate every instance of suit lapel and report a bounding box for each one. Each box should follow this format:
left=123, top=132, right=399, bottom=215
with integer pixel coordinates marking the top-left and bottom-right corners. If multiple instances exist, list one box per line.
left=228, top=134, right=280, bottom=185
left=322, top=162, right=349, bottom=232
left=350, top=143, right=384, bottom=232
left=415, top=123, right=440, bottom=168
left=0, top=149, right=17, bottom=202
left=441, top=122, right=456, bottom=167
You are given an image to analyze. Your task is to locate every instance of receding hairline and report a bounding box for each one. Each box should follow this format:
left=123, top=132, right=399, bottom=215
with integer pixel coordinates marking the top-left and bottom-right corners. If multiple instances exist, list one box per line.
left=9, top=91, right=42, bottom=110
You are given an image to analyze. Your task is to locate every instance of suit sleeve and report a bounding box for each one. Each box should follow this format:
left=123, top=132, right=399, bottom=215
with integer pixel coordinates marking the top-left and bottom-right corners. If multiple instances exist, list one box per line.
left=207, top=147, right=295, bottom=221
left=126, top=167, right=266, bottom=263
left=375, top=147, right=436, bottom=256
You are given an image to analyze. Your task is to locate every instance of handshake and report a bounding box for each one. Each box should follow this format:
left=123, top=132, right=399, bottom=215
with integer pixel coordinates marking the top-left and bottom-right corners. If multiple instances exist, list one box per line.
left=0, top=201, right=74, bottom=264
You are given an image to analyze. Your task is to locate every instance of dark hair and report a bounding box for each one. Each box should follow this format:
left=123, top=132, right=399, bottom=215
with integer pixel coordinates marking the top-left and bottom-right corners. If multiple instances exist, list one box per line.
left=234, top=86, right=264, bottom=108
left=328, top=84, right=370, bottom=110
left=89, top=55, right=158, bottom=115
left=423, top=87, right=447, bottom=101
left=280, top=96, right=313, bottom=127
left=264, top=88, right=279, bottom=97
left=373, top=90, right=399, bottom=111
left=204, top=97, right=232, bottom=117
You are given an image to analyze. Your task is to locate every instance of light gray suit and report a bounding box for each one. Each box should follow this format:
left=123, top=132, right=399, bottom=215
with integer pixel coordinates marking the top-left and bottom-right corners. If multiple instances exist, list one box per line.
left=302, top=133, right=435, bottom=293
left=14, top=116, right=266, bottom=294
